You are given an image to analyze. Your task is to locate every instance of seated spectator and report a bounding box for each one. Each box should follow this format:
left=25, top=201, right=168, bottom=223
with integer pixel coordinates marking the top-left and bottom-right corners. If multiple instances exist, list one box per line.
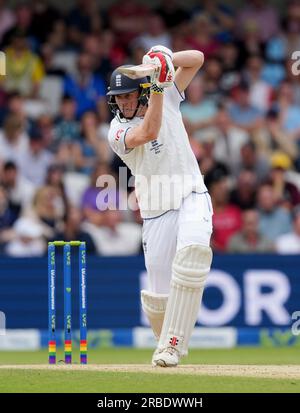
left=202, top=56, right=225, bottom=103
left=181, top=75, right=217, bottom=140
left=243, top=54, right=273, bottom=113
left=100, top=28, right=127, bottom=68
left=3, top=32, right=45, bottom=97
left=82, top=162, right=133, bottom=221
left=171, top=32, right=189, bottom=53
left=273, top=81, right=300, bottom=138
left=80, top=162, right=141, bottom=255
left=228, top=209, right=274, bottom=253
left=44, top=19, right=67, bottom=53
left=67, top=0, right=102, bottom=47
left=108, top=0, right=149, bottom=50
left=156, top=0, right=189, bottom=30
left=208, top=105, right=249, bottom=171
left=40, top=41, right=68, bottom=77
left=185, top=13, right=220, bottom=58
left=128, top=44, right=147, bottom=67
left=0, top=184, right=14, bottom=227
left=263, top=0, right=300, bottom=77
left=134, top=13, right=172, bottom=50
left=82, top=162, right=120, bottom=220
left=63, top=52, right=108, bottom=121
left=218, top=42, right=241, bottom=92
left=283, top=0, right=300, bottom=48
left=24, top=185, right=66, bottom=240
left=53, top=96, right=80, bottom=167
left=19, top=127, right=54, bottom=187
left=30, top=0, right=61, bottom=45
left=234, top=141, right=270, bottom=182
left=5, top=216, right=46, bottom=257
left=191, top=0, right=235, bottom=43
left=54, top=206, right=96, bottom=254
left=230, top=169, right=257, bottom=210
left=0, top=113, right=29, bottom=167
left=53, top=95, right=80, bottom=148
left=281, top=1, right=300, bottom=59
left=261, top=39, right=286, bottom=89
left=208, top=170, right=242, bottom=252
left=236, top=0, right=279, bottom=43
left=285, top=59, right=300, bottom=107
left=199, top=142, right=229, bottom=182
left=82, top=33, right=113, bottom=84
left=0, top=161, right=35, bottom=218
left=36, top=114, right=55, bottom=151
left=73, top=111, right=110, bottom=175
left=257, top=183, right=292, bottom=241
left=235, top=21, right=265, bottom=69
left=261, top=35, right=286, bottom=88
left=189, top=135, right=203, bottom=163
left=1, top=3, right=33, bottom=44
left=0, top=0, right=15, bottom=43
left=0, top=184, right=15, bottom=253
left=45, top=163, right=69, bottom=215
left=264, top=31, right=286, bottom=62
left=82, top=207, right=142, bottom=256
left=268, top=152, right=300, bottom=209
left=275, top=205, right=300, bottom=254
left=263, top=108, right=298, bottom=162
left=228, top=81, right=264, bottom=134
left=0, top=92, right=30, bottom=129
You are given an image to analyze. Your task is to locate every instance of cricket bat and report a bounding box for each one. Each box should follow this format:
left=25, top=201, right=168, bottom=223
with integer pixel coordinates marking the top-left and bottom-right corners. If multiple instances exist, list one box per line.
left=117, top=64, right=159, bottom=79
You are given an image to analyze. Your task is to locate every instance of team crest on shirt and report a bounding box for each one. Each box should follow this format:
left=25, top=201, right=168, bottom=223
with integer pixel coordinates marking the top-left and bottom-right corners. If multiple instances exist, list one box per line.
left=115, top=129, right=124, bottom=141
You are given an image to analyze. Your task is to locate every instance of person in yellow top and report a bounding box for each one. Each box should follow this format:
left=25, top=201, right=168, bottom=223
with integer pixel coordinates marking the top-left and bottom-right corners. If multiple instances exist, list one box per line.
left=2, top=32, right=45, bottom=98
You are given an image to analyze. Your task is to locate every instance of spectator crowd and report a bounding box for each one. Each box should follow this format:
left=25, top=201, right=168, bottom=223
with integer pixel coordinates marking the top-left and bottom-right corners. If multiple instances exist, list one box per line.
left=1, top=0, right=300, bottom=256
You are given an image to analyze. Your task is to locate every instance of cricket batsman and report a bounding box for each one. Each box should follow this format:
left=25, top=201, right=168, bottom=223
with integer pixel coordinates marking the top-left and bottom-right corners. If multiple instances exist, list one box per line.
left=107, top=46, right=213, bottom=367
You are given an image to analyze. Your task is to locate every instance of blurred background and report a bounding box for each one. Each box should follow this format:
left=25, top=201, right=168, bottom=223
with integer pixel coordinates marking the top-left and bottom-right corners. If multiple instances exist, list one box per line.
left=1, top=0, right=300, bottom=256
left=0, top=0, right=300, bottom=351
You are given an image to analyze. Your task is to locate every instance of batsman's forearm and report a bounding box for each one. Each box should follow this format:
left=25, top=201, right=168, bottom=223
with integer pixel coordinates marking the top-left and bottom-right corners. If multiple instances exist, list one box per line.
left=172, top=50, right=204, bottom=69
left=142, top=92, right=163, bottom=140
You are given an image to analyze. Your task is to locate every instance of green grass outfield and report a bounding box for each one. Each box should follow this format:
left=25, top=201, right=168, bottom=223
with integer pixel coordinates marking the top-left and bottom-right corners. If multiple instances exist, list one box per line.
left=0, top=347, right=300, bottom=393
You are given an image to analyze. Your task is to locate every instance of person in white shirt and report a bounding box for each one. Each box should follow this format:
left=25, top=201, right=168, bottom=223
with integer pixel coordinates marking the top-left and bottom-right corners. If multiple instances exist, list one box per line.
left=107, top=46, right=213, bottom=367
left=275, top=206, right=300, bottom=254
left=0, top=113, right=29, bottom=167
left=5, top=216, right=46, bottom=257
left=19, top=130, right=54, bottom=187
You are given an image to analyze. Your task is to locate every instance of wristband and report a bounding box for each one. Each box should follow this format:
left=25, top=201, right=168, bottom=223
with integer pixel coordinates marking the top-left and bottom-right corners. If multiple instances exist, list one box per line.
left=150, top=83, right=164, bottom=94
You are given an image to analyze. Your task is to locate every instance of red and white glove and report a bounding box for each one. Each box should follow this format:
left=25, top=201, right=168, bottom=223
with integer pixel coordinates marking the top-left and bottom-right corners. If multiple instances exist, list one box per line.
left=142, top=51, right=175, bottom=89
left=149, top=45, right=173, bottom=60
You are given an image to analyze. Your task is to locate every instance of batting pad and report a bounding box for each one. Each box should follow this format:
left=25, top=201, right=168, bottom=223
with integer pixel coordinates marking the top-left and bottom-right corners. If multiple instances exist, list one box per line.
left=158, top=245, right=212, bottom=356
left=141, top=290, right=169, bottom=340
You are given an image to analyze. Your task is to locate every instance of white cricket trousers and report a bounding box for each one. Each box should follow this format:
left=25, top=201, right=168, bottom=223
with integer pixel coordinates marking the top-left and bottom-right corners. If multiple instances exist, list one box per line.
left=142, top=191, right=213, bottom=294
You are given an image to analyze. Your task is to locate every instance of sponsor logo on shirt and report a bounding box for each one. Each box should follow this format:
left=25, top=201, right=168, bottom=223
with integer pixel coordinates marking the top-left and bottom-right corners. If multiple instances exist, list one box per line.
left=150, top=139, right=163, bottom=154
left=169, top=336, right=179, bottom=347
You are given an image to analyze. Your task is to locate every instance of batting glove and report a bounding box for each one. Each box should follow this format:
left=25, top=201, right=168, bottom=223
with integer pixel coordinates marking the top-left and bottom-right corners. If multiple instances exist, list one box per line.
left=149, top=45, right=174, bottom=60
left=142, top=51, right=175, bottom=89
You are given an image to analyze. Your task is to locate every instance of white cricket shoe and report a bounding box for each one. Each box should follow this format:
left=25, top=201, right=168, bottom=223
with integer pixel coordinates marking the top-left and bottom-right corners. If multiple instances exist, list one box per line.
left=152, top=347, right=180, bottom=367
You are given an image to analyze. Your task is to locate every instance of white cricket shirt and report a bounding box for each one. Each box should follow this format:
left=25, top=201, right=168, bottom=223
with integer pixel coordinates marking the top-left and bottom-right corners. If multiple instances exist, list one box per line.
left=108, top=84, right=207, bottom=218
